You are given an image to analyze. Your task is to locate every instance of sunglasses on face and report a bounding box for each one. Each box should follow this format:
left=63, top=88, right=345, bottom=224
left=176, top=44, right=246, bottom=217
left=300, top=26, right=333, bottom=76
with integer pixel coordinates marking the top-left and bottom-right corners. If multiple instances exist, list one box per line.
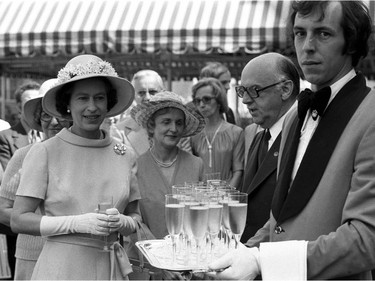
left=192, top=96, right=216, bottom=106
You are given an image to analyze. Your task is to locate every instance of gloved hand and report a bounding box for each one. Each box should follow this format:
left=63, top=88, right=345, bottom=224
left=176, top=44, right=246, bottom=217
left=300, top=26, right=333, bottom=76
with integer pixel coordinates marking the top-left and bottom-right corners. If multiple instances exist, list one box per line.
left=106, top=208, right=136, bottom=236
left=207, top=243, right=260, bottom=280
left=40, top=213, right=111, bottom=237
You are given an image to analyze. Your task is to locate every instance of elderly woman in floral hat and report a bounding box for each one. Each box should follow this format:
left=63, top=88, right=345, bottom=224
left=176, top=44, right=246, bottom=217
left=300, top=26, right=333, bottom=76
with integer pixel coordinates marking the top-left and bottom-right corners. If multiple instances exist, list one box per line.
left=130, top=90, right=205, bottom=279
left=11, top=55, right=140, bottom=280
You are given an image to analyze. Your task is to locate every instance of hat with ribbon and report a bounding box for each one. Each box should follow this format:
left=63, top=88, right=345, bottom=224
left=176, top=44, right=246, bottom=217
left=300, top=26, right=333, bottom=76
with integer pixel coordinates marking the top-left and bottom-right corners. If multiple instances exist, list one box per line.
left=43, top=54, right=135, bottom=120
left=130, top=91, right=205, bottom=137
left=24, top=78, right=58, bottom=131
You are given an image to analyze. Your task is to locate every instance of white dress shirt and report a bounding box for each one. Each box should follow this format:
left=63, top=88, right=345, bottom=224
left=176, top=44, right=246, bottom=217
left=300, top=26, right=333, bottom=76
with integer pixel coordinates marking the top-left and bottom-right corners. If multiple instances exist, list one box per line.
left=291, top=69, right=356, bottom=179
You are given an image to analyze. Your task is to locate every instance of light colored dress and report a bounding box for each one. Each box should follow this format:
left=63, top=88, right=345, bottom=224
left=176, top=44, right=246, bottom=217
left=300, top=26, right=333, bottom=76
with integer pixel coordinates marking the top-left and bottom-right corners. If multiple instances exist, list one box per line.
left=16, top=128, right=141, bottom=280
left=137, top=149, right=204, bottom=239
left=190, top=121, right=244, bottom=182
left=0, top=144, right=44, bottom=280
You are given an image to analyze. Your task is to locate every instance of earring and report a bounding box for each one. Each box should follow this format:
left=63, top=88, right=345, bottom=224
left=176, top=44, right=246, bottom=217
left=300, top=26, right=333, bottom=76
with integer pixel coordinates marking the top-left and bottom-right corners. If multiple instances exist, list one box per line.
left=67, top=108, right=70, bottom=113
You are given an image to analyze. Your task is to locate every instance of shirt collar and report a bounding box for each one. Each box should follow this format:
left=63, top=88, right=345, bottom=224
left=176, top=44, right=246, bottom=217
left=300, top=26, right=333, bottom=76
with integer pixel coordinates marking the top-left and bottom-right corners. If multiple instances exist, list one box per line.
left=269, top=100, right=297, bottom=141
left=328, top=69, right=356, bottom=106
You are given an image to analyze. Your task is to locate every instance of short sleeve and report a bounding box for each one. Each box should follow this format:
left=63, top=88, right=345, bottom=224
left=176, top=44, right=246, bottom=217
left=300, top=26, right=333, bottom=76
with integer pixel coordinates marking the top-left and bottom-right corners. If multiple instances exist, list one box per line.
left=16, top=143, right=48, bottom=200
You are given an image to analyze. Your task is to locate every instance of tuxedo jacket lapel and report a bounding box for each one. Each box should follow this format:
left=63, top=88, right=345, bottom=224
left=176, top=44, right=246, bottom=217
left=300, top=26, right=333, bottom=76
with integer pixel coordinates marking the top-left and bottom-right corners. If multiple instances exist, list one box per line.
left=276, top=73, right=370, bottom=224
left=246, top=133, right=281, bottom=195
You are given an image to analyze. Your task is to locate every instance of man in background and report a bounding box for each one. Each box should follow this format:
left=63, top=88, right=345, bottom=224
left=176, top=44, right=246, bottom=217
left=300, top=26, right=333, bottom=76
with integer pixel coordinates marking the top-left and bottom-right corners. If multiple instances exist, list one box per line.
left=238, top=52, right=299, bottom=242
left=116, top=70, right=164, bottom=156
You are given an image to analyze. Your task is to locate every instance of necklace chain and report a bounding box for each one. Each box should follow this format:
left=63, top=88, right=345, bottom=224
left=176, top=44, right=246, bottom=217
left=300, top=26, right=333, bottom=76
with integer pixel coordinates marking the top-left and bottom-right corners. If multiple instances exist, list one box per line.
left=150, top=148, right=179, bottom=168
left=204, top=121, right=223, bottom=168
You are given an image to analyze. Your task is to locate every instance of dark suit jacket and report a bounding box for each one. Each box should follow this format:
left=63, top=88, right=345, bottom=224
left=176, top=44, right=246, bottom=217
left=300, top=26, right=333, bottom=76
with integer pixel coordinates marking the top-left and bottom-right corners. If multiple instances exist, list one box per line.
left=0, top=121, right=29, bottom=171
left=240, top=131, right=281, bottom=242
left=225, top=108, right=236, bottom=125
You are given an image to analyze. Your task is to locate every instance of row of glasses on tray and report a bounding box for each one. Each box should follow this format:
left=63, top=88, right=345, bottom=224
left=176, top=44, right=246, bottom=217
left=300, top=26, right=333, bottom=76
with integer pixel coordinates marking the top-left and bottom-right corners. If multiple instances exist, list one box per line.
left=165, top=180, right=248, bottom=267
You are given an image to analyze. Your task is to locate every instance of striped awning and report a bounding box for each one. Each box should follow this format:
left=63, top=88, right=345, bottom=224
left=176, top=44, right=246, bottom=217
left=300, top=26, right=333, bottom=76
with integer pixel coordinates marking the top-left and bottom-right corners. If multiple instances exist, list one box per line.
left=0, top=0, right=295, bottom=58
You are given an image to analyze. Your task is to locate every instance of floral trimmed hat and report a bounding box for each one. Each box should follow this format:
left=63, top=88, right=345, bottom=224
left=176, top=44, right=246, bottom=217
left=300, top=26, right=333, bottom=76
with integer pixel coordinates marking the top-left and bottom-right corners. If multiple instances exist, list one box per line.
left=131, top=91, right=205, bottom=137
left=42, top=54, right=134, bottom=120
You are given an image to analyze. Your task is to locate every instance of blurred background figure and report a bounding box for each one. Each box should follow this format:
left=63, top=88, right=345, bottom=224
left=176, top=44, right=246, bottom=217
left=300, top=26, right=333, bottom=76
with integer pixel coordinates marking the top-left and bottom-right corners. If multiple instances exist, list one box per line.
left=0, top=81, right=41, bottom=173
left=190, top=77, right=244, bottom=189
left=0, top=81, right=40, bottom=279
left=116, top=70, right=165, bottom=156
left=0, top=78, right=71, bottom=280
left=199, top=62, right=237, bottom=125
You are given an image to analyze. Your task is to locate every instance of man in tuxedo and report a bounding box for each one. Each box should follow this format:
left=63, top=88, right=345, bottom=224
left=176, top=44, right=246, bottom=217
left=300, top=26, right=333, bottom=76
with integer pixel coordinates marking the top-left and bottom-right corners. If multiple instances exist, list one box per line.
left=238, top=53, right=299, bottom=243
left=208, top=1, right=375, bottom=280
left=0, top=81, right=40, bottom=279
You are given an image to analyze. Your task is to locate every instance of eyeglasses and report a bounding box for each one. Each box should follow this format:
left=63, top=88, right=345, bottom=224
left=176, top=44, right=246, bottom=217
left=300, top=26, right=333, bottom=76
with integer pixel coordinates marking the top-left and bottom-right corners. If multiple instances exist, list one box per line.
left=40, top=111, right=53, bottom=122
left=235, top=80, right=289, bottom=99
left=40, top=111, right=70, bottom=125
left=192, top=96, right=216, bottom=106
left=137, top=89, right=159, bottom=97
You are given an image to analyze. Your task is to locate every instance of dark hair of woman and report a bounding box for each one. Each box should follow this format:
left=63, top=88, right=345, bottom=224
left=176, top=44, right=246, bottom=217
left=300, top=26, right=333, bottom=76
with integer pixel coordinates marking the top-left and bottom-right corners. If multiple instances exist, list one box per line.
left=55, top=77, right=118, bottom=117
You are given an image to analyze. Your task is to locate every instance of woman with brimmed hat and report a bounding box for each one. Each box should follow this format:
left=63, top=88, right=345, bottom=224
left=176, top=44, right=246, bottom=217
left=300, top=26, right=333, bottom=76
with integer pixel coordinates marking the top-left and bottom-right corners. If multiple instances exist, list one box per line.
left=11, top=55, right=141, bottom=280
left=0, top=78, right=71, bottom=280
left=130, top=90, right=205, bottom=278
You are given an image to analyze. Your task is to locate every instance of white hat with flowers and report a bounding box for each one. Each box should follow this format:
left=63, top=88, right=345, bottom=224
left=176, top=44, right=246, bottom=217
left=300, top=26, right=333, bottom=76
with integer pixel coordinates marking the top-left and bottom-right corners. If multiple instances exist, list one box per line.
left=42, top=54, right=134, bottom=120
left=131, top=91, right=205, bottom=137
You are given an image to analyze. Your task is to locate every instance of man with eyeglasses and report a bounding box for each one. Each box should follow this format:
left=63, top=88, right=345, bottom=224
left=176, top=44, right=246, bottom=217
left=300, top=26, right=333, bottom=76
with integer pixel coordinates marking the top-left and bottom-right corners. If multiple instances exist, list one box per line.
left=208, top=1, right=375, bottom=280
left=237, top=52, right=299, bottom=244
left=116, top=70, right=165, bottom=156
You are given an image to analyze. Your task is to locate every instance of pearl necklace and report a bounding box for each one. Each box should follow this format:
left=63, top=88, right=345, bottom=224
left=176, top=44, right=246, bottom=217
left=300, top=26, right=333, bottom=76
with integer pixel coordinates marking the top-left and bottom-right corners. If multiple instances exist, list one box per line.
left=150, top=148, right=179, bottom=168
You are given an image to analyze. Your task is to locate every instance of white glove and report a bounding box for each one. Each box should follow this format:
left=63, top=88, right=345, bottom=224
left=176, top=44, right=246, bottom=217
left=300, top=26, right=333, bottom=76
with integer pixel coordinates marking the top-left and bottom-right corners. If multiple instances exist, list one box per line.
left=40, top=213, right=110, bottom=237
left=207, top=243, right=260, bottom=280
left=106, top=207, right=136, bottom=236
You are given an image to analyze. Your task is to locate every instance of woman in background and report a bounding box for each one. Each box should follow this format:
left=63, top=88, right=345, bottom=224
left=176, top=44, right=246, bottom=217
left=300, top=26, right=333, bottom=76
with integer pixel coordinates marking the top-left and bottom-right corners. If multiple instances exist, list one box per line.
left=190, top=77, right=244, bottom=188
left=131, top=90, right=205, bottom=239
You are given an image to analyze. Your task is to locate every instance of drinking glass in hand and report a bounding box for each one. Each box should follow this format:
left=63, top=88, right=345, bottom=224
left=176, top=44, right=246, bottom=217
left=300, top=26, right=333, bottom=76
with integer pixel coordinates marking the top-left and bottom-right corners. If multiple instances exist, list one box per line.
left=97, top=198, right=113, bottom=252
left=228, top=192, right=248, bottom=249
left=165, top=194, right=184, bottom=266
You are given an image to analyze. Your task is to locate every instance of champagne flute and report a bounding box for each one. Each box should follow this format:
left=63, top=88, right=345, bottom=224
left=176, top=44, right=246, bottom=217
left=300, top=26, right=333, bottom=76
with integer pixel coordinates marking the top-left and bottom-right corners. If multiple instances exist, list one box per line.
left=220, top=189, right=239, bottom=249
left=207, top=191, right=223, bottom=260
left=97, top=197, right=113, bottom=252
left=228, top=192, right=248, bottom=249
left=165, top=194, right=184, bottom=266
left=188, top=195, right=209, bottom=266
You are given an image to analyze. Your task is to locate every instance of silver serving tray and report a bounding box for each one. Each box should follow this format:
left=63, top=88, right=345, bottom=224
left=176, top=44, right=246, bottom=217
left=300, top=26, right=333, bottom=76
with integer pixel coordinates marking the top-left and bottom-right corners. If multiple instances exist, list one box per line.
left=136, top=239, right=226, bottom=271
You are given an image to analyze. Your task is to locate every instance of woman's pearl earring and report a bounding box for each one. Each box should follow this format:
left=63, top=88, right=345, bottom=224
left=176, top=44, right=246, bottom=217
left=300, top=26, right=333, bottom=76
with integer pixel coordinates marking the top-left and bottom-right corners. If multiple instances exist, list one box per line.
left=67, top=108, right=71, bottom=113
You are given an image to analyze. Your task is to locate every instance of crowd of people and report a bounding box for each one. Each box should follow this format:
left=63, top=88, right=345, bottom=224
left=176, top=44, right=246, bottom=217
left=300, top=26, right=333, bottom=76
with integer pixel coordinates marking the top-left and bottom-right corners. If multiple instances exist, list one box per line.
left=0, top=0, right=374, bottom=280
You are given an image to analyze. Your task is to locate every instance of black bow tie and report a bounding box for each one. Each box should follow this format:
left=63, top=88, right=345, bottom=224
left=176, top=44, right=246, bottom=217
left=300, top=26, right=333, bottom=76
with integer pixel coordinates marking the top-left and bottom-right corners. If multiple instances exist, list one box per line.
left=298, top=87, right=331, bottom=120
